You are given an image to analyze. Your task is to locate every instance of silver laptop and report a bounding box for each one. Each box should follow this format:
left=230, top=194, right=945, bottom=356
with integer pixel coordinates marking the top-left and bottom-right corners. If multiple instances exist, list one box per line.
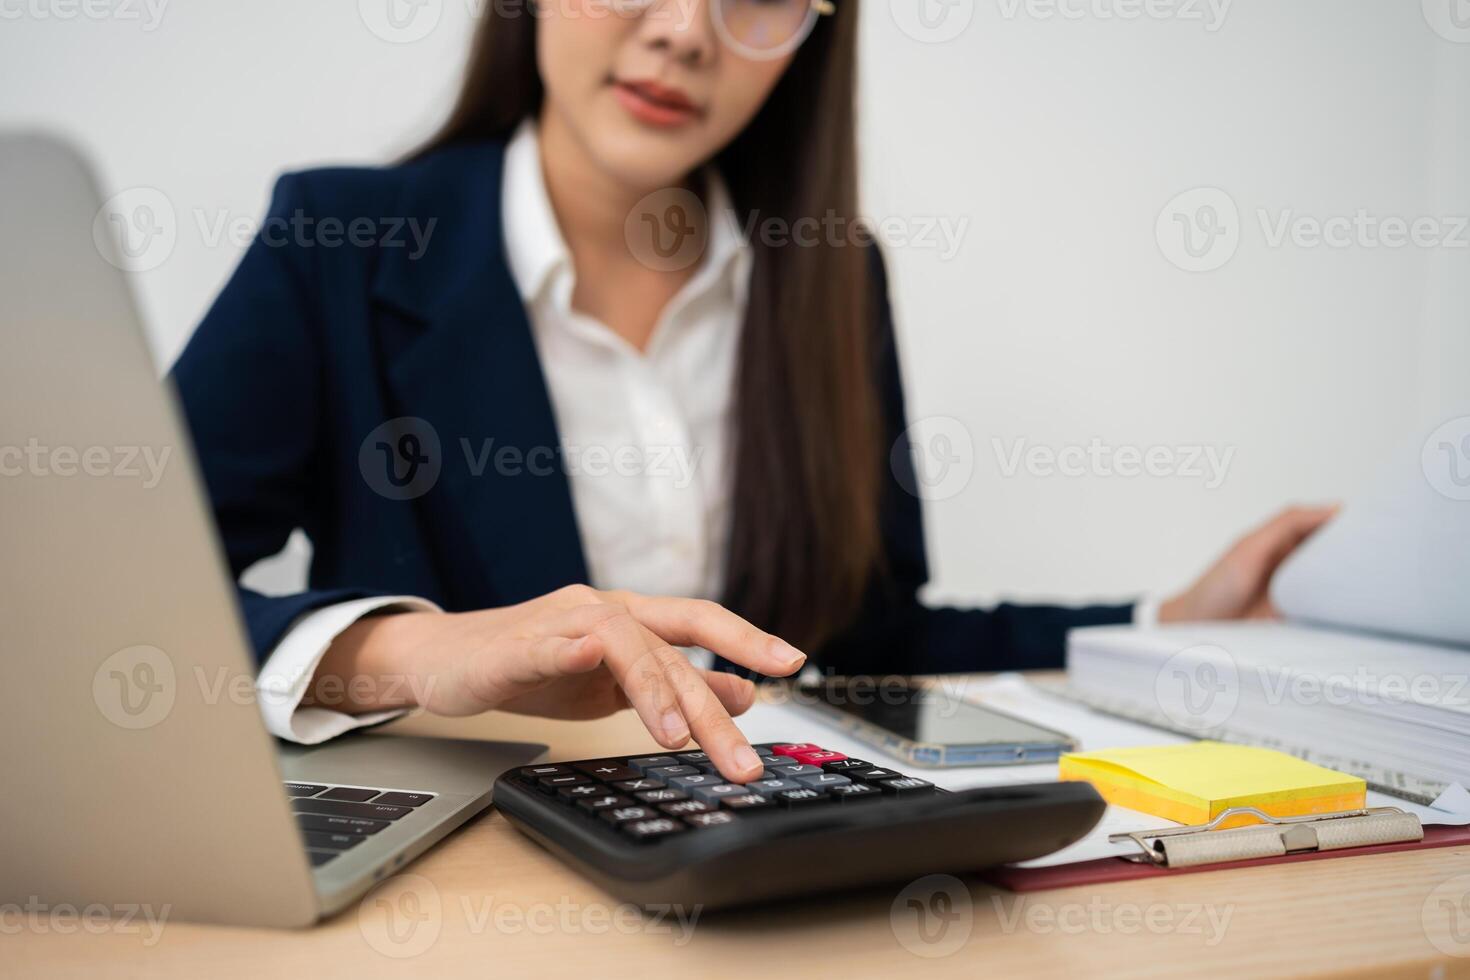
left=0, top=133, right=545, bottom=927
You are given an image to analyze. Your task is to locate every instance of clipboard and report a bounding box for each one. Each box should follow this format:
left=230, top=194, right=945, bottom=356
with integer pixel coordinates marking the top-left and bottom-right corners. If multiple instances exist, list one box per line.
left=986, top=807, right=1470, bottom=893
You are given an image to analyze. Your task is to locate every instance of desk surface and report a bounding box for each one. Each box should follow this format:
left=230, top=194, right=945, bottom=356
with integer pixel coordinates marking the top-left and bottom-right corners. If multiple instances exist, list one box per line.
left=13, top=678, right=1470, bottom=979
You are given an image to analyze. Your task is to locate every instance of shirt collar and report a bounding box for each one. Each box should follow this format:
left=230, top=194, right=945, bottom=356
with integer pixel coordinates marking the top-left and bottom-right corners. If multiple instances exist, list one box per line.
left=502, top=118, right=750, bottom=311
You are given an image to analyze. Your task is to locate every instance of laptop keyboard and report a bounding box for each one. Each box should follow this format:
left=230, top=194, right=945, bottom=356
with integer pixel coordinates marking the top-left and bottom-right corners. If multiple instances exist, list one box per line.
left=285, top=783, right=436, bottom=867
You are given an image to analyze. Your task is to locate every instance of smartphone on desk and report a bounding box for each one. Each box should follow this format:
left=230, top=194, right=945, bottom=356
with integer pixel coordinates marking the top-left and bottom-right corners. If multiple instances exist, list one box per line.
left=794, top=676, right=1075, bottom=768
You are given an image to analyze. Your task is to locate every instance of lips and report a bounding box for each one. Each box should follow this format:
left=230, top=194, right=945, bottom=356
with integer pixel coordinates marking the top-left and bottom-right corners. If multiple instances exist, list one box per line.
left=612, top=78, right=704, bottom=128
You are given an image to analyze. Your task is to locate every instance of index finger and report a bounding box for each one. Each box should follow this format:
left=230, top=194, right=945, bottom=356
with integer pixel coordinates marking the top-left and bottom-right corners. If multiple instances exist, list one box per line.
left=612, top=594, right=807, bottom=678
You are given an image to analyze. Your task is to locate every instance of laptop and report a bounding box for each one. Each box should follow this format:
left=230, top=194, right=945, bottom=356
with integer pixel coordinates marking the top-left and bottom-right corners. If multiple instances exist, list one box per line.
left=0, top=133, right=546, bottom=928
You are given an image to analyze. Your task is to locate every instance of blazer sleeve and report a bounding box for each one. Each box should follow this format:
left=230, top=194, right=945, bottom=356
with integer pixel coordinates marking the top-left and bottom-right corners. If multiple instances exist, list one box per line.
left=818, top=248, right=1135, bottom=676
left=170, top=173, right=393, bottom=664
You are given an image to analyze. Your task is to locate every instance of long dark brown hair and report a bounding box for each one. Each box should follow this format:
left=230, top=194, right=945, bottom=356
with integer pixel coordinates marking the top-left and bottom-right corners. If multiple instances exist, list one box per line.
left=419, top=1, right=882, bottom=654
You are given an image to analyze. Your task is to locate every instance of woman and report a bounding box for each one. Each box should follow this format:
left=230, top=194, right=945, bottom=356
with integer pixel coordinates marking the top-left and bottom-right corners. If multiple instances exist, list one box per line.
left=173, top=0, right=1331, bottom=784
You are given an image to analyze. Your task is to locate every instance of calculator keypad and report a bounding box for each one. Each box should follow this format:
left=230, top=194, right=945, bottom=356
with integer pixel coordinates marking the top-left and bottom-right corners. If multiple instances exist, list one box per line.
left=514, top=740, right=939, bottom=843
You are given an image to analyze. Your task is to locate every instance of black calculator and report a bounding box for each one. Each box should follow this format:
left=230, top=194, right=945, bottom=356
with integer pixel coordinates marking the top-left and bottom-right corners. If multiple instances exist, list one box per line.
left=493, top=740, right=1104, bottom=909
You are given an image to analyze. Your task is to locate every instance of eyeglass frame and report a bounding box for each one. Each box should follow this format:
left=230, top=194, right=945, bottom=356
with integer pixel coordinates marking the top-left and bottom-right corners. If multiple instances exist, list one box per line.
left=610, top=0, right=837, bottom=61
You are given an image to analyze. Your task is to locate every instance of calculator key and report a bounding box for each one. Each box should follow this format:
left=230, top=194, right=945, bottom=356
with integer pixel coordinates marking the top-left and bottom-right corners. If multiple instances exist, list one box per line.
left=622, top=818, right=687, bottom=841
left=676, top=751, right=710, bottom=764
left=375, top=792, right=434, bottom=807
left=628, top=756, right=680, bottom=773
left=757, top=754, right=787, bottom=767
left=736, top=764, right=787, bottom=779
left=721, top=793, right=777, bottom=811
left=795, top=772, right=852, bottom=790
left=771, top=743, right=822, bottom=758
left=536, top=774, right=593, bottom=792
left=613, top=778, right=665, bottom=793
left=519, top=764, right=575, bottom=779
left=844, top=767, right=901, bottom=783
left=669, top=774, right=722, bottom=790
left=576, top=794, right=631, bottom=813
left=648, top=765, right=703, bottom=780
left=747, top=778, right=802, bottom=796
left=775, top=788, right=830, bottom=807
left=658, top=799, right=714, bottom=817
left=691, top=783, right=748, bottom=804
left=793, top=750, right=847, bottom=765
left=634, top=788, right=689, bottom=804
left=770, top=763, right=823, bottom=778
left=877, top=777, right=935, bottom=796
left=558, top=784, right=609, bottom=801
left=576, top=762, right=641, bottom=782
left=686, top=811, right=738, bottom=829
left=822, top=759, right=870, bottom=773
left=600, top=805, right=655, bottom=824
left=829, top=782, right=883, bottom=802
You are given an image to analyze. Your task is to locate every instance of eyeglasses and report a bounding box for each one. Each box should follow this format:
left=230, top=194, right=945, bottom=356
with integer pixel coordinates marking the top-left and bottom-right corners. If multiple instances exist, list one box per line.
left=710, top=0, right=837, bottom=60
left=612, top=0, right=837, bottom=61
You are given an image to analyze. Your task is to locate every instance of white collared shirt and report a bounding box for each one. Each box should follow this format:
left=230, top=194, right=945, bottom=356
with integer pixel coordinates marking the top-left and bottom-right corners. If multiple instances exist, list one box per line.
left=255, top=121, right=748, bottom=742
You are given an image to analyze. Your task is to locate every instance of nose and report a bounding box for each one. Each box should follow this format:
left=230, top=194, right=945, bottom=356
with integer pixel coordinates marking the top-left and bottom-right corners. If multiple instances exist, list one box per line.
left=635, top=0, right=717, bottom=68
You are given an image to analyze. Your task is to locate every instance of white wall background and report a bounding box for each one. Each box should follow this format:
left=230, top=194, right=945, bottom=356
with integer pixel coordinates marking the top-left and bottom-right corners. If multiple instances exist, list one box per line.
left=3, top=0, right=1466, bottom=606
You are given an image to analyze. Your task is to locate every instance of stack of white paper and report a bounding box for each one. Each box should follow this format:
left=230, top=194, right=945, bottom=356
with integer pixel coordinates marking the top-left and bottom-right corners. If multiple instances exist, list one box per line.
left=1070, top=431, right=1470, bottom=795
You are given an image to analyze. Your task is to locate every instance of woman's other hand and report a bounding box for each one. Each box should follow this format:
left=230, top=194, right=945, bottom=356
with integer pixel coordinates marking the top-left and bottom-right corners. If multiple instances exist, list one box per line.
left=1159, top=505, right=1338, bottom=623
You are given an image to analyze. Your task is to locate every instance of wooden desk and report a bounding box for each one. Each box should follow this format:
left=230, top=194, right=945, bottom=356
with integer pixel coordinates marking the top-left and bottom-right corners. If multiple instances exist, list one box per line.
left=12, top=685, right=1470, bottom=979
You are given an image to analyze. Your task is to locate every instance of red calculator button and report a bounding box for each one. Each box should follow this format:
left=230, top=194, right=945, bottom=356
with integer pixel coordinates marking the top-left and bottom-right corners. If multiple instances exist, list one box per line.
left=772, top=743, right=822, bottom=758
left=793, top=750, right=847, bottom=764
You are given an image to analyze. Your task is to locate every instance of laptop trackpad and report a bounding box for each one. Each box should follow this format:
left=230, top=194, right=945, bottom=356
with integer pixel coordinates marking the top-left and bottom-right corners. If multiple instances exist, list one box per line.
left=277, top=733, right=548, bottom=801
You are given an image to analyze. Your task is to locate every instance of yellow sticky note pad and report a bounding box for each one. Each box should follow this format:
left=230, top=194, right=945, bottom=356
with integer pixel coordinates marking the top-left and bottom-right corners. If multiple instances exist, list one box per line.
left=1059, top=742, right=1367, bottom=827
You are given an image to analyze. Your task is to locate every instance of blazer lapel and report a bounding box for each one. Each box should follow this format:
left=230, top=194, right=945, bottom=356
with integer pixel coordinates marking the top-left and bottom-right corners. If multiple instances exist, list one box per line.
left=371, top=141, right=588, bottom=609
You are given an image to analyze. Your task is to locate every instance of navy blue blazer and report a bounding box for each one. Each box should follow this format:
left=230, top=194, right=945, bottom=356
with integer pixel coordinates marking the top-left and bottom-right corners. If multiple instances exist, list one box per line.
left=172, top=139, right=1133, bottom=677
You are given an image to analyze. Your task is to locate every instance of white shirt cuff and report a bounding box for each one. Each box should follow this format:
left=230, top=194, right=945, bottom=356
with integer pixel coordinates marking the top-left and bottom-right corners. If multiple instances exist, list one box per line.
left=256, top=595, right=441, bottom=745
left=1133, top=594, right=1163, bottom=629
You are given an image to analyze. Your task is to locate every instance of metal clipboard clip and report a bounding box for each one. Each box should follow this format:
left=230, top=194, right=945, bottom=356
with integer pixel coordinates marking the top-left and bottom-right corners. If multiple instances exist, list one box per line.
left=1107, top=806, right=1424, bottom=869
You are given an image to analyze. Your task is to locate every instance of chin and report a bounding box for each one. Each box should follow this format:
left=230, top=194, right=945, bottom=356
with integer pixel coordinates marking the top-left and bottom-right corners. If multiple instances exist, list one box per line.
left=586, top=120, right=716, bottom=193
